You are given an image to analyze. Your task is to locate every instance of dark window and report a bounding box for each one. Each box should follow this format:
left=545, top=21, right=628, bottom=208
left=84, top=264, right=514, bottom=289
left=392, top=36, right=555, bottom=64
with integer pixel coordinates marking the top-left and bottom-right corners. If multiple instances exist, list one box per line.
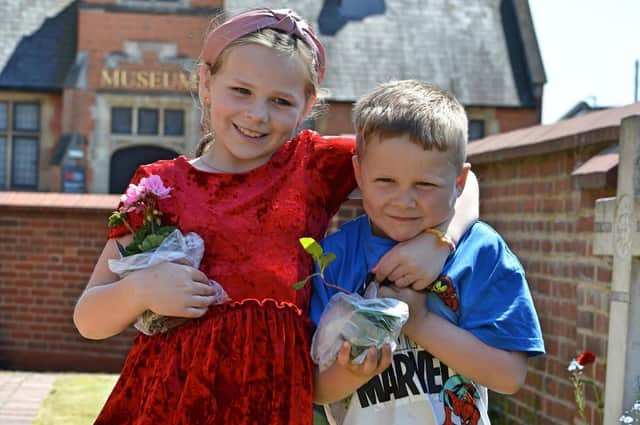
left=164, top=109, right=184, bottom=136
left=112, top=107, right=132, bottom=134
left=14, top=102, right=40, bottom=131
left=0, top=102, right=7, bottom=131
left=0, top=101, right=39, bottom=189
left=138, top=108, right=159, bottom=135
left=12, top=137, right=38, bottom=187
left=468, top=119, right=485, bottom=142
left=0, top=137, right=6, bottom=185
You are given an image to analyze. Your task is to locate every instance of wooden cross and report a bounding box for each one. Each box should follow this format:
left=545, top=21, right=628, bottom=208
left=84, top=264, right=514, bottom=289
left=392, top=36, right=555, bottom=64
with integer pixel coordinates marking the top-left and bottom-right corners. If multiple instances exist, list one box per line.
left=593, top=114, right=640, bottom=423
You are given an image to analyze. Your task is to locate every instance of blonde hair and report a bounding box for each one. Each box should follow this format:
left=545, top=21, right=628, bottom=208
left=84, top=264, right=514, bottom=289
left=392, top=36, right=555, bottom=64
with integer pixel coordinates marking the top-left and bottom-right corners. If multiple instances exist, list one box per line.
left=195, top=25, right=321, bottom=157
left=353, top=80, right=468, bottom=171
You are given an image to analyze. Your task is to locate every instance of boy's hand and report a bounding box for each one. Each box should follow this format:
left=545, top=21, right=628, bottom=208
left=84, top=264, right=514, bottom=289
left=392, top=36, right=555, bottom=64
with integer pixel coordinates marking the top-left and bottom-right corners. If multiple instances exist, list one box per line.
left=374, top=232, right=448, bottom=290
left=334, top=341, right=392, bottom=379
left=314, top=342, right=393, bottom=404
left=378, top=285, right=429, bottom=336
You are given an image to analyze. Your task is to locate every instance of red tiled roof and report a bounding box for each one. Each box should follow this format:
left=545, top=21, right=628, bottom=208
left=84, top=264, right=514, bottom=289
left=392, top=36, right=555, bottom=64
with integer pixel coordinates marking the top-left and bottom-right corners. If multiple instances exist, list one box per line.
left=571, top=145, right=619, bottom=189
left=468, top=102, right=640, bottom=164
left=0, top=192, right=119, bottom=212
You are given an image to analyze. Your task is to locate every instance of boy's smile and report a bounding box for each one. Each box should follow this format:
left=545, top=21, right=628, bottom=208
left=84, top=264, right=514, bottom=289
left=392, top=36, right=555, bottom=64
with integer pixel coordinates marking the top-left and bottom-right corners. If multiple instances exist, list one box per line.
left=353, top=134, right=469, bottom=242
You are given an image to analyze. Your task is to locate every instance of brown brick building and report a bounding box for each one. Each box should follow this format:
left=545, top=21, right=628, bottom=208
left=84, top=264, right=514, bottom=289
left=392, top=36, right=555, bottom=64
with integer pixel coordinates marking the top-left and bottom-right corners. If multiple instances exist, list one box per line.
left=0, top=0, right=545, bottom=195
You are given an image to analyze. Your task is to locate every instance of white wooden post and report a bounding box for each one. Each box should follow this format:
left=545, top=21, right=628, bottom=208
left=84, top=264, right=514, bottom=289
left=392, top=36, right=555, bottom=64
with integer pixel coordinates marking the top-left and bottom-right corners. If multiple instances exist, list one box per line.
left=593, top=115, right=640, bottom=424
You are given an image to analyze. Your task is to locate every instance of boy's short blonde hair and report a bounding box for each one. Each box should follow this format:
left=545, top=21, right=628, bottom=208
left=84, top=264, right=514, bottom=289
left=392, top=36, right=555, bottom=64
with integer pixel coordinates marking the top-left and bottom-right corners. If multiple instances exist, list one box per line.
left=352, top=80, right=468, bottom=171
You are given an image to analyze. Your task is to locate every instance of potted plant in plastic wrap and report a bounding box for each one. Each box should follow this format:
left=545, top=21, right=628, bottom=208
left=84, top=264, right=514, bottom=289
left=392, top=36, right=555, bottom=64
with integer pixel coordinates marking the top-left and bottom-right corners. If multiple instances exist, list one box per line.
left=294, top=237, right=409, bottom=372
left=108, top=174, right=228, bottom=335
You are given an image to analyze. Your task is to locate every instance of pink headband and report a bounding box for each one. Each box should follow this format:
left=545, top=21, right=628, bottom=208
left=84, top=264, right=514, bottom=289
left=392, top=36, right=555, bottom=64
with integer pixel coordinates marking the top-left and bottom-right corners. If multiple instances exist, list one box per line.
left=201, top=8, right=326, bottom=83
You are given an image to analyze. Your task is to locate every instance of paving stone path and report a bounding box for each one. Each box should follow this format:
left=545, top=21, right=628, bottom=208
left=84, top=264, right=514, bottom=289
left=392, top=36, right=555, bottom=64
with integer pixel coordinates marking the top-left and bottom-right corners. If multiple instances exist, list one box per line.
left=0, top=371, right=56, bottom=425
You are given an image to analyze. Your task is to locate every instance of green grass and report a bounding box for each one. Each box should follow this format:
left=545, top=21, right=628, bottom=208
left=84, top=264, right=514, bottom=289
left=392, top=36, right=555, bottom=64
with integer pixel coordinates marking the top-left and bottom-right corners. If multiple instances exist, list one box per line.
left=32, top=374, right=118, bottom=425
left=32, top=373, right=329, bottom=424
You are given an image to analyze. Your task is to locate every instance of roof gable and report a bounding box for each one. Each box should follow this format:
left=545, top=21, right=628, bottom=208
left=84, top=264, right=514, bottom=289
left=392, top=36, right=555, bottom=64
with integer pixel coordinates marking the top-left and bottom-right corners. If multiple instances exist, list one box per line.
left=0, top=0, right=77, bottom=91
left=225, top=0, right=544, bottom=106
left=467, top=102, right=640, bottom=163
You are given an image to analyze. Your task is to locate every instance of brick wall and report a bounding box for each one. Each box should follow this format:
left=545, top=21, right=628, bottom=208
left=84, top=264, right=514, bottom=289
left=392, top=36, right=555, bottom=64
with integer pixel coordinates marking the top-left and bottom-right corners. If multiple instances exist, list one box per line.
left=320, top=102, right=355, bottom=136
left=0, top=193, right=364, bottom=373
left=0, top=195, right=135, bottom=372
left=494, top=106, right=541, bottom=133
left=471, top=141, right=615, bottom=425
left=320, top=104, right=541, bottom=137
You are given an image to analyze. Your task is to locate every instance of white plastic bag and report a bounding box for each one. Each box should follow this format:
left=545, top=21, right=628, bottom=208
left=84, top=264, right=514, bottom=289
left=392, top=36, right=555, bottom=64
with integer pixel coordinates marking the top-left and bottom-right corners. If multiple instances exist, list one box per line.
left=108, top=229, right=229, bottom=335
left=311, top=283, right=409, bottom=372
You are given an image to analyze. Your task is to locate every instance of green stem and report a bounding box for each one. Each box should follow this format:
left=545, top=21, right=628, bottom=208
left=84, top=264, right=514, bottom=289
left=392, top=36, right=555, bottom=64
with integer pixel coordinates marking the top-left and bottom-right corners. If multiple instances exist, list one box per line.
left=571, top=374, right=587, bottom=422
left=321, top=276, right=352, bottom=295
left=147, top=203, right=156, bottom=234
left=122, top=218, right=135, bottom=235
left=583, top=378, right=604, bottom=424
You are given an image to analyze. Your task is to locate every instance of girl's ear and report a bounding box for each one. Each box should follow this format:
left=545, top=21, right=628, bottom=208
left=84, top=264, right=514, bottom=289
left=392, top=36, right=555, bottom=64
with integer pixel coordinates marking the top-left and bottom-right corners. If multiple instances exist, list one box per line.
left=198, top=64, right=211, bottom=101
left=298, top=94, right=317, bottom=127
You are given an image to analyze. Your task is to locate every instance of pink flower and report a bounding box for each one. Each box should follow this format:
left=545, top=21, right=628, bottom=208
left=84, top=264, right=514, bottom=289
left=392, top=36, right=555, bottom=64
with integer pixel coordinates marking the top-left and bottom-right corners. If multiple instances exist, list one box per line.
left=120, top=183, right=146, bottom=210
left=139, top=175, right=171, bottom=199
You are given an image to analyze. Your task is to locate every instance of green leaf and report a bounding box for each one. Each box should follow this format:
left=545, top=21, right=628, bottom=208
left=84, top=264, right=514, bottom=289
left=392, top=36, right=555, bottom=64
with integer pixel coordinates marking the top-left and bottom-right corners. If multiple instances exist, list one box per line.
left=299, top=237, right=336, bottom=272
left=292, top=278, right=309, bottom=290
left=319, top=252, right=336, bottom=273
left=108, top=211, right=126, bottom=228
left=133, top=224, right=151, bottom=244
left=299, top=237, right=323, bottom=262
left=139, top=233, right=167, bottom=252
left=157, top=226, right=177, bottom=236
left=292, top=273, right=322, bottom=291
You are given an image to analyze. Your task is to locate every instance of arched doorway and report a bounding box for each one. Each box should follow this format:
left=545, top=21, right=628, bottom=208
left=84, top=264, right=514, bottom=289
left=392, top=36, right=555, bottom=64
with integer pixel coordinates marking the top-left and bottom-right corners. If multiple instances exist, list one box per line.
left=109, top=146, right=178, bottom=194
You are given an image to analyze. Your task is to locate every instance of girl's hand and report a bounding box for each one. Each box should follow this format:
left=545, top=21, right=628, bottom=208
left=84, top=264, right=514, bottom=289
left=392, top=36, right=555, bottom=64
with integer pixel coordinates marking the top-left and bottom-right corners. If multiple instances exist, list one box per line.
left=334, top=341, right=392, bottom=379
left=373, top=232, right=448, bottom=290
left=132, top=262, right=218, bottom=318
left=372, top=170, right=479, bottom=290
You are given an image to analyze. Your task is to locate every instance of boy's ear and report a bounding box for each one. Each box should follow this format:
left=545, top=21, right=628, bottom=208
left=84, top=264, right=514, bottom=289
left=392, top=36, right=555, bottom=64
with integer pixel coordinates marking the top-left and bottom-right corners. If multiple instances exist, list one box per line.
left=456, top=163, right=472, bottom=197
left=352, top=155, right=362, bottom=187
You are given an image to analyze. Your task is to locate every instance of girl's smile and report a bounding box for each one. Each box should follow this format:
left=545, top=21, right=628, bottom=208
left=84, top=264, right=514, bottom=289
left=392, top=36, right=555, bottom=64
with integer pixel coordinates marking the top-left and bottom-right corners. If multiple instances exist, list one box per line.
left=200, top=43, right=312, bottom=173
left=234, top=124, right=267, bottom=139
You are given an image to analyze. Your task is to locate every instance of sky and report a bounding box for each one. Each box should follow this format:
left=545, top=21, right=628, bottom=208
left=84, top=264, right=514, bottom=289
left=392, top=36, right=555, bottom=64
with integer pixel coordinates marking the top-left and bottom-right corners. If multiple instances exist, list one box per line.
left=528, top=0, right=640, bottom=123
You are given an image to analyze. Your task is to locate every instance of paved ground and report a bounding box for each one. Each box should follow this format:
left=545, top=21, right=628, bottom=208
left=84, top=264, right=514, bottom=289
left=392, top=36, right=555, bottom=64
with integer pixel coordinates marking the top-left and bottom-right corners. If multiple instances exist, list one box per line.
left=0, top=371, right=56, bottom=425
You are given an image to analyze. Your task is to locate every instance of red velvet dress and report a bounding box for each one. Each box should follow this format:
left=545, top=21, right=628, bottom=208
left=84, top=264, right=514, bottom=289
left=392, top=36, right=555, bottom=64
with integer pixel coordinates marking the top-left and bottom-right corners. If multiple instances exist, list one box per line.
left=94, top=131, right=355, bottom=425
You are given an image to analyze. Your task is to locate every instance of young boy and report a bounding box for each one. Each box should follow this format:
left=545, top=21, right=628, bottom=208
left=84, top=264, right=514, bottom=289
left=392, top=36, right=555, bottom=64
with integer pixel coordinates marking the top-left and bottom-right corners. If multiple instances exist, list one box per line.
left=310, top=80, right=544, bottom=425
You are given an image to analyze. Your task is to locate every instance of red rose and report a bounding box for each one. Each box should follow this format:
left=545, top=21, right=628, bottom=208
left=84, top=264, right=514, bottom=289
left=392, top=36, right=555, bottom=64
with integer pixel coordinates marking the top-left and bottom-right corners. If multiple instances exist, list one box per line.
left=576, top=351, right=596, bottom=366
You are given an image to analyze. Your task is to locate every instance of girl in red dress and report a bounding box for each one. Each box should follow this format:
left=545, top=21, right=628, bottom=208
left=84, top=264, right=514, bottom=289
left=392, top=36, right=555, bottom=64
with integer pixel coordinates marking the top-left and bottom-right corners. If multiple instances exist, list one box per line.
left=73, top=9, right=478, bottom=425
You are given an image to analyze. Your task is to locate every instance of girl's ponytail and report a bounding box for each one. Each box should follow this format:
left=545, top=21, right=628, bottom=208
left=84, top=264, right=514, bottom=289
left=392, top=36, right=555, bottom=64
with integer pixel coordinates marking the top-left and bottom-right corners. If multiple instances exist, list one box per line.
left=195, top=133, right=213, bottom=157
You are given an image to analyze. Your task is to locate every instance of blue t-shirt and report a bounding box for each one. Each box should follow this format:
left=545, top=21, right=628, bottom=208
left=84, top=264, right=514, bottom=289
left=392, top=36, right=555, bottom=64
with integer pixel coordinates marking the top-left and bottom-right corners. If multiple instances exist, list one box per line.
left=309, top=216, right=544, bottom=425
left=310, top=215, right=545, bottom=357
